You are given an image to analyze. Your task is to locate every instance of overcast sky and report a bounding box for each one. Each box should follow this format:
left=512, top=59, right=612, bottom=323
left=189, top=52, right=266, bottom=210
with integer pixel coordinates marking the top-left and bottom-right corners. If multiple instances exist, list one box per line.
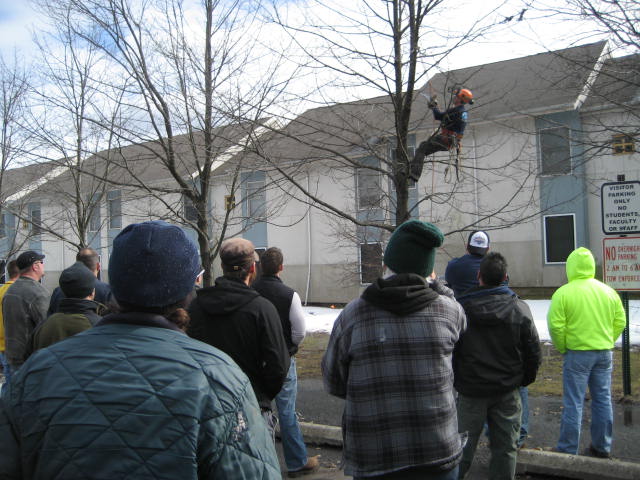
left=0, top=0, right=611, bottom=73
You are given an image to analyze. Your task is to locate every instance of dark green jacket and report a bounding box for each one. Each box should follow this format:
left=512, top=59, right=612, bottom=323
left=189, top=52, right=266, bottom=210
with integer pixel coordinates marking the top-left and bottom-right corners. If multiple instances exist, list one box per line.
left=31, top=298, right=101, bottom=352
left=0, top=313, right=281, bottom=479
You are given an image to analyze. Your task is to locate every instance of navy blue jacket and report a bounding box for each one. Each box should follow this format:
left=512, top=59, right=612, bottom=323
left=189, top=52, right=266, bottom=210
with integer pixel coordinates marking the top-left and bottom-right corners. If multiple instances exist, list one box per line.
left=433, top=104, right=468, bottom=135
left=445, top=253, right=483, bottom=298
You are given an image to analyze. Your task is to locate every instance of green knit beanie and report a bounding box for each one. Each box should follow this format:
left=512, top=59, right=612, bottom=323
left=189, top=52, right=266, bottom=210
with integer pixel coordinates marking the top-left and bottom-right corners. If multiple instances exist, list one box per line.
left=384, top=220, right=444, bottom=277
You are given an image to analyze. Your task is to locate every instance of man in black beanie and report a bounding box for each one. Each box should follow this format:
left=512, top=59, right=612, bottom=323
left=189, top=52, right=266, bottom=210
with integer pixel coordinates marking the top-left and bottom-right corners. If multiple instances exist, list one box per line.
left=322, top=219, right=467, bottom=480
left=32, top=262, right=101, bottom=351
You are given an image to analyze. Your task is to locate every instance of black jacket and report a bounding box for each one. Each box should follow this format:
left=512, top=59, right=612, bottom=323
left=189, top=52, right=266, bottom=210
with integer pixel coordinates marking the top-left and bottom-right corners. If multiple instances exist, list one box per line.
left=252, top=275, right=297, bottom=356
left=187, top=276, right=290, bottom=409
left=454, top=286, right=541, bottom=397
left=48, top=280, right=112, bottom=316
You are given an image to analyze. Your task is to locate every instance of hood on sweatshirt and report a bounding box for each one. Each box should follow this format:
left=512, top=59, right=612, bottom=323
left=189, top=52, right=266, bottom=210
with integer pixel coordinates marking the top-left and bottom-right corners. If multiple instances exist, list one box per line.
left=566, top=247, right=595, bottom=282
left=361, top=273, right=439, bottom=315
left=458, top=286, right=519, bottom=327
left=194, top=276, right=260, bottom=316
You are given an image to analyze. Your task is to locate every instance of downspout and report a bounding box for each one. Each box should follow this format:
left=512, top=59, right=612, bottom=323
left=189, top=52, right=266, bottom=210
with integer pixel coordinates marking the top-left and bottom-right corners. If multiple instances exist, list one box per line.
left=472, top=133, right=479, bottom=223
left=304, top=172, right=312, bottom=305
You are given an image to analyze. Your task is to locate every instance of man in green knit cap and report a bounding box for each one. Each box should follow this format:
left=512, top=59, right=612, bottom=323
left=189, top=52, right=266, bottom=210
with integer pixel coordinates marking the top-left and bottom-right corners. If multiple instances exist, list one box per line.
left=322, top=220, right=467, bottom=480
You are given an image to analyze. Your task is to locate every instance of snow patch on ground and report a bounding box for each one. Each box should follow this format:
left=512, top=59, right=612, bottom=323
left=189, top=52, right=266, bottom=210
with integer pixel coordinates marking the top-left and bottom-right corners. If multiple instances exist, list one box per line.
left=304, top=300, right=640, bottom=345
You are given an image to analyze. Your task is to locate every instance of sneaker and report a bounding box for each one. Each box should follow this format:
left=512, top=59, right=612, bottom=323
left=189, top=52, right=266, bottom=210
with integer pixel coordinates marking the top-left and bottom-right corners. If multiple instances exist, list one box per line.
left=288, top=455, right=321, bottom=478
left=586, top=445, right=611, bottom=459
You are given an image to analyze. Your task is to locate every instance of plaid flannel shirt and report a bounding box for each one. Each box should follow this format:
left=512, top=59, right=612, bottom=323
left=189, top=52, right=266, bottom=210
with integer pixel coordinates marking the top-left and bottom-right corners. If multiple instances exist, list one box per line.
left=322, top=280, right=467, bottom=477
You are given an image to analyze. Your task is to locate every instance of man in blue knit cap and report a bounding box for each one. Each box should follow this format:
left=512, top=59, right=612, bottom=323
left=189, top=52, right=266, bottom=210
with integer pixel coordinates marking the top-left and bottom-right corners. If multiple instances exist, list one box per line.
left=323, top=219, right=467, bottom=480
left=0, top=221, right=281, bottom=479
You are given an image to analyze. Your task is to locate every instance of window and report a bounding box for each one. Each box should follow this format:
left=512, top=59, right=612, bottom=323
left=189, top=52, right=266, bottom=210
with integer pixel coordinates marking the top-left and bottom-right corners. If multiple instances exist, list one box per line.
left=89, top=196, right=101, bottom=232
left=225, top=194, right=236, bottom=211
left=612, top=134, right=635, bottom=155
left=389, top=135, right=417, bottom=188
left=357, top=167, right=382, bottom=210
left=246, top=181, right=266, bottom=219
left=29, top=203, right=42, bottom=235
left=539, top=126, right=571, bottom=175
left=183, top=194, right=198, bottom=222
left=544, top=214, right=576, bottom=263
left=108, top=190, right=122, bottom=229
left=360, top=242, right=383, bottom=284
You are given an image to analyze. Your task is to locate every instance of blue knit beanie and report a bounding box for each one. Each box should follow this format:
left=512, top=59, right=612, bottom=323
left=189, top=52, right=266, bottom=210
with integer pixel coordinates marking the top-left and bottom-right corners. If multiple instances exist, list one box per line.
left=109, top=221, right=200, bottom=307
left=384, top=220, right=444, bottom=278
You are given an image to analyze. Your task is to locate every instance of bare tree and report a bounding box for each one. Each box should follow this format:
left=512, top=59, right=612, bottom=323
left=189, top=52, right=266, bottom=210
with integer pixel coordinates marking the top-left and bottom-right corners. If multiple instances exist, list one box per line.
left=0, top=54, right=39, bottom=262
left=20, top=3, right=126, bottom=252
left=35, top=0, right=289, bottom=286
left=255, top=0, right=537, bottom=235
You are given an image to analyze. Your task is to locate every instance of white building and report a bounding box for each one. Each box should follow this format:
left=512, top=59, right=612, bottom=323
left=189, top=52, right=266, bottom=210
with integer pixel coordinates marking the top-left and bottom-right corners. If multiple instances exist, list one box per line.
left=2, top=42, right=638, bottom=303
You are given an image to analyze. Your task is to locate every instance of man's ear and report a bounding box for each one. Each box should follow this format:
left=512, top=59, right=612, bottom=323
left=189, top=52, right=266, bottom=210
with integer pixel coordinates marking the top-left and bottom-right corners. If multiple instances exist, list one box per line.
left=278, top=264, right=284, bottom=273
left=249, top=262, right=257, bottom=274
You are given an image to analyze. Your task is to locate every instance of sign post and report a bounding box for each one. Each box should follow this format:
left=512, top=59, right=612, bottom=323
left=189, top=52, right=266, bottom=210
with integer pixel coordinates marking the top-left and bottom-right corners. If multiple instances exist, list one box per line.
left=602, top=181, right=639, bottom=399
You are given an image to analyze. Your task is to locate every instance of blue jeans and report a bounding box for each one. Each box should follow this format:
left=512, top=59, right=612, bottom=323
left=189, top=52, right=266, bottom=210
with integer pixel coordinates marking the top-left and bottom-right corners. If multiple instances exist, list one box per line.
left=518, top=386, right=529, bottom=446
left=275, top=357, right=308, bottom=471
left=557, top=350, right=613, bottom=455
left=0, top=352, right=10, bottom=385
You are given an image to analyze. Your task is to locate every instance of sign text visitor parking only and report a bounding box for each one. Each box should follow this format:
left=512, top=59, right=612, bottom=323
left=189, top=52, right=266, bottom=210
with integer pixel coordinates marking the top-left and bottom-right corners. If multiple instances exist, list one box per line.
left=601, top=181, right=640, bottom=235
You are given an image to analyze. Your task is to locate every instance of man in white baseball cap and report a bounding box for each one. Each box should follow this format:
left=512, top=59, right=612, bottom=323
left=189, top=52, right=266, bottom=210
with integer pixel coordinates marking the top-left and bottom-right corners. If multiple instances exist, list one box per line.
left=445, top=231, right=490, bottom=298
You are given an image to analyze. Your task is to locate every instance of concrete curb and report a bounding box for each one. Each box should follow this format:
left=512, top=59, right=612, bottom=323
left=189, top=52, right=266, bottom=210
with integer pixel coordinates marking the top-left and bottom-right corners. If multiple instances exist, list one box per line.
left=299, top=422, right=343, bottom=447
left=516, top=449, right=640, bottom=480
left=297, top=423, right=640, bottom=480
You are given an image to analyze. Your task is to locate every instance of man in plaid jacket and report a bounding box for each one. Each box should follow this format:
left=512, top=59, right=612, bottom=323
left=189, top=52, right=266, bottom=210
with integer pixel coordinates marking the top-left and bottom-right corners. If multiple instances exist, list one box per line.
left=322, top=220, right=467, bottom=480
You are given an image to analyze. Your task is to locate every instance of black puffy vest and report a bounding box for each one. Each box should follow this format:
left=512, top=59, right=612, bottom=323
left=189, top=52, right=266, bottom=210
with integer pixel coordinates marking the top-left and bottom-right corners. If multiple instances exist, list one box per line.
left=252, top=275, right=297, bottom=356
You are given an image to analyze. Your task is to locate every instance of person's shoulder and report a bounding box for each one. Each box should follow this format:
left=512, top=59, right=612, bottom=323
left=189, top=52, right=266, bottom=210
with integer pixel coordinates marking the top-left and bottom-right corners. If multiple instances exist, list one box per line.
left=447, top=255, right=463, bottom=266
left=337, top=297, right=372, bottom=327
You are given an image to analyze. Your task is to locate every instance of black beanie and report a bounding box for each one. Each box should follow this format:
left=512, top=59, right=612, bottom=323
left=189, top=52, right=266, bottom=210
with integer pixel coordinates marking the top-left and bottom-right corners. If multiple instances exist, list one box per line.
left=59, top=262, right=96, bottom=298
left=108, top=221, right=200, bottom=308
left=384, top=220, right=444, bottom=278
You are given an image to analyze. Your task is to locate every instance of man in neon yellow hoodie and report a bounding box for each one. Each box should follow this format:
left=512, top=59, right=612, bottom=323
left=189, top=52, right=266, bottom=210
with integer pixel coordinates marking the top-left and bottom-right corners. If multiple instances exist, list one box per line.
left=547, top=247, right=626, bottom=458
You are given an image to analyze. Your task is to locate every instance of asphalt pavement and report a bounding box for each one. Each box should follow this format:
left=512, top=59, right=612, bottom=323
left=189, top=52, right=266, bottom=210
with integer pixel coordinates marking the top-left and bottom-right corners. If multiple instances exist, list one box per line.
left=274, top=379, right=640, bottom=479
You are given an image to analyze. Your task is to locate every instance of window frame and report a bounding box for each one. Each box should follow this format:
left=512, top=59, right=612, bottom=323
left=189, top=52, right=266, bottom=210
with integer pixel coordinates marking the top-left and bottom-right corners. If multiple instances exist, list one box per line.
left=538, top=126, right=572, bottom=176
left=183, top=193, right=198, bottom=223
left=29, top=203, right=42, bottom=236
left=246, top=180, right=266, bottom=220
left=543, top=213, right=576, bottom=264
left=88, top=196, right=101, bottom=233
left=107, top=190, right=122, bottom=230
left=359, top=242, right=383, bottom=285
left=356, top=165, right=382, bottom=211
left=612, top=134, right=635, bottom=155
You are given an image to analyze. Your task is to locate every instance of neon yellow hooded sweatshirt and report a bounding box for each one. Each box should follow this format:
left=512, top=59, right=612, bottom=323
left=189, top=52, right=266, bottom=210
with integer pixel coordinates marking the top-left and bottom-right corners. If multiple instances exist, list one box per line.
left=547, top=247, right=626, bottom=354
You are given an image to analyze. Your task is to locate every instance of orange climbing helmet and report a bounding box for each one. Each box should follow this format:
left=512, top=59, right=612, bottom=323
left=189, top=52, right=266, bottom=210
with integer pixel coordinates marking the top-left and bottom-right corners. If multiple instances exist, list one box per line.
left=454, top=88, right=474, bottom=104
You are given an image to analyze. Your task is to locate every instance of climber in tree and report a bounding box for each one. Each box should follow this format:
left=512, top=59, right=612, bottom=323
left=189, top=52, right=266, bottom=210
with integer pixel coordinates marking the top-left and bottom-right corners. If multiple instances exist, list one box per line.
left=409, top=88, right=474, bottom=181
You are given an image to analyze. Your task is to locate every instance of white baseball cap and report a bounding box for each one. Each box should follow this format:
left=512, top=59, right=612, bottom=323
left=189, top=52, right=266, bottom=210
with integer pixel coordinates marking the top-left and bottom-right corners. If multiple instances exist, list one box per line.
left=468, top=231, right=490, bottom=254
